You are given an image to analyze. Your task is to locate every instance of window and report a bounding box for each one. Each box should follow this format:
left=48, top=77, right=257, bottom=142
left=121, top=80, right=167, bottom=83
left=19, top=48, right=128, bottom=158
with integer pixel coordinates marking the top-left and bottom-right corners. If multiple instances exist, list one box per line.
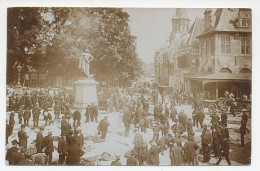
left=221, top=36, right=231, bottom=54
left=241, top=37, right=251, bottom=54
left=206, top=39, right=210, bottom=55
left=202, top=41, right=206, bottom=56
left=211, top=37, right=215, bottom=55
left=241, top=19, right=251, bottom=27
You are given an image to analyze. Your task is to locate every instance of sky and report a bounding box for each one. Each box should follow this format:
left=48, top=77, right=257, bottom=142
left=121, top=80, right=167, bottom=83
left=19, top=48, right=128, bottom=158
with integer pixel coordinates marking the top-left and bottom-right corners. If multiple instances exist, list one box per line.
left=123, top=8, right=207, bottom=64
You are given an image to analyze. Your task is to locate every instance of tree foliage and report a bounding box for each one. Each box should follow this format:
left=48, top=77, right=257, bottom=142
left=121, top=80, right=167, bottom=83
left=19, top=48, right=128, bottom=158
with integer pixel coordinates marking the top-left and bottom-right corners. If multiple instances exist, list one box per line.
left=7, top=7, right=143, bottom=86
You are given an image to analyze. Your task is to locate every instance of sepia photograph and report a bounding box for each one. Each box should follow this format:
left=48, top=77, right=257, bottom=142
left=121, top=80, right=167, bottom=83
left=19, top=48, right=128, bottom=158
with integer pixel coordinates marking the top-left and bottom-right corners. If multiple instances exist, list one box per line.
left=5, top=6, right=252, bottom=166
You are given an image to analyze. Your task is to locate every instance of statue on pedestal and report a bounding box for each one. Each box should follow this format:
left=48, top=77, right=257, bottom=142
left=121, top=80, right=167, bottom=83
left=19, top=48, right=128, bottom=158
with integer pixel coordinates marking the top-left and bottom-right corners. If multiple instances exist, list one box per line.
left=79, top=49, right=94, bottom=78
left=73, top=48, right=98, bottom=110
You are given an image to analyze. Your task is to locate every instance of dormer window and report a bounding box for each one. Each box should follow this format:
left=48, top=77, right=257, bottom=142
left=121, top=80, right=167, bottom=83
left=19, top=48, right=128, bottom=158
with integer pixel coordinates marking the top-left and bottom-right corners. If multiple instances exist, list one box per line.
left=238, top=10, right=252, bottom=28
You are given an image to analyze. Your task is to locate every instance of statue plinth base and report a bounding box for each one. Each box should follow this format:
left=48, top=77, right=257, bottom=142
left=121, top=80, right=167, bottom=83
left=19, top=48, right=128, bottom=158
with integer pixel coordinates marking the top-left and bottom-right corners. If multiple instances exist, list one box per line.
left=73, top=78, right=98, bottom=110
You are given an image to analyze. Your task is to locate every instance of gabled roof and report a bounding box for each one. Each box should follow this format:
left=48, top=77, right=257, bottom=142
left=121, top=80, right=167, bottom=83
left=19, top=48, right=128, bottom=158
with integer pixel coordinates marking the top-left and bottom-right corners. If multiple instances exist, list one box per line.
left=197, top=8, right=252, bottom=38
left=187, top=18, right=204, bottom=45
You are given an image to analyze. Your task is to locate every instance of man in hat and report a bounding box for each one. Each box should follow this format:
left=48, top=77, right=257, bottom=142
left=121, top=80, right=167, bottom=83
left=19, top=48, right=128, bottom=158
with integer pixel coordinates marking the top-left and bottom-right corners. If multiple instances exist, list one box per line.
left=170, top=106, right=177, bottom=122
left=85, top=104, right=91, bottom=123
left=152, top=122, right=163, bottom=143
left=61, top=116, right=71, bottom=136
left=221, top=111, right=228, bottom=127
left=5, top=140, right=19, bottom=164
left=23, top=107, right=31, bottom=126
left=42, top=131, right=54, bottom=165
left=111, top=154, right=122, bottom=166
left=126, top=151, right=138, bottom=166
left=58, top=133, right=68, bottom=165
left=183, top=136, right=199, bottom=165
left=148, top=141, right=160, bottom=165
left=66, top=129, right=75, bottom=146
left=32, top=104, right=41, bottom=127
left=239, top=120, right=250, bottom=147
left=36, top=126, right=44, bottom=153
left=90, top=103, right=95, bottom=122
left=212, top=126, right=220, bottom=157
left=241, top=109, right=249, bottom=126
left=187, top=118, right=194, bottom=138
left=54, top=102, right=61, bottom=119
left=67, top=139, right=85, bottom=165
left=134, top=129, right=143, bottom=151
left=138, top=142, right=149, bottom=165
left=98, top=116, right=110, bottom=140
left=122, top=108, right=132, bottom=137
left=215, top=136, right=231, bottom=165
left=9, top=111, right=15, bottom=127
left=201, top=125, right=212, bottom=163
left=210, top=112, right=220, bottom=128
left=170, top=142, right=184, bottom=166
left=77, top=128, right=84, bottom=148
left=18, top=124, right=28, bottom=149
left=18, top=105, right=24, bottom=124
left=93, top=104, right=99, bottom=123
left=8, top=147, right=32, bottom=165
left=178, top=110, right=188, bottom=131
left=6, top=120, right=13, bottom=145
left=73, top=110, right=81, bottom=127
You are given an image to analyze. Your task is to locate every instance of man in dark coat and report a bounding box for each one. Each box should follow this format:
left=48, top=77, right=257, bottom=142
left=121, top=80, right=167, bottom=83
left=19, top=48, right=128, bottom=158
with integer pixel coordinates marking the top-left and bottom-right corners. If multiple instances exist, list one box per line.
left=183, top=136, right=199, bottom=165
left=240, top=121, right=250, bottom=147
left=66, top=129, right=74, bottom=146
left=32, top=104, right=41, bottom=127
left=126, top=152, right=138, bottom=166
left=18, top=125, right=28, bottom=149
left=212, top=127, right=220, bottom=157
left=98, top=116, right=110, bottom=139
left=221, top=111, right=228, bottom=127
left=8, top=148, right=32, bottom=165
left=6, top=122, right=13, bottom=145
left=42, top=131, right=54, bottom=165
left=73, top=110, right=81, bottom=127
left=18, top=105, right=24, bottom=124
left=5, top=140, right=19, bottom=164
left=210, top=112, right=220, bottom=128
left=9, top=111, right=15, bottom=127
left=23, top=107, right=31, bottom=126
left=90, top=104, right=95, bottom=122
left=85, top=105, right=91, bottom=123
left=241, top=109, right=249, bottom=125
left=148, top=142, right=160, bottom=165
left=215, top=137, right=231, bottom=165
left=170, top=106, right=177, bottom=122
left=67, top=140, right=85, bottom=165
left=138, top=143, right=149, bottom=165
left=61, top=116, right=71, bottom=136
left=54, top=102, right=61, bottom=119
left=122, top=108, right=132, bottom=137
left=36, top=126, right=44, bottom=153
left=201, top=125, right=212, bottom=163
left=93, top=104, right=99, bottom=123
left=58, top=134, right=68, bottom=165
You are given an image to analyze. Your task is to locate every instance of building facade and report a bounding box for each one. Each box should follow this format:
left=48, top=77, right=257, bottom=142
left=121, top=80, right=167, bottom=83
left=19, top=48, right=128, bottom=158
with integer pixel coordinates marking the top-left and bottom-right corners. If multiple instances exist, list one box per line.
left=154, top=8, right=204, bottom=93
left=192, top=8, right=252, bottom=98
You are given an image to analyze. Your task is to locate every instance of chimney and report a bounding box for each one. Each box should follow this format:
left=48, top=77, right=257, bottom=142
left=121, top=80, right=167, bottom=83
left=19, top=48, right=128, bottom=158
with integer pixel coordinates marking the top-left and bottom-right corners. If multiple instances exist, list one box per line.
left=204, top=8, right=212, bottom=30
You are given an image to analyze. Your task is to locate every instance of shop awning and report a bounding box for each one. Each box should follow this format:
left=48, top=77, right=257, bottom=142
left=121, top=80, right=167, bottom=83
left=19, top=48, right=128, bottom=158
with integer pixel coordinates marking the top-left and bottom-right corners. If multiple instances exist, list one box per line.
left=189, top=72, right=251, bottom=84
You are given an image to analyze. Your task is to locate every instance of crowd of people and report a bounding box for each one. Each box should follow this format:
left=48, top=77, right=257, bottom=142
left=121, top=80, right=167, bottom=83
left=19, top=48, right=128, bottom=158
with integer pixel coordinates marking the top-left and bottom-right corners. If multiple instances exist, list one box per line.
left=5, top=83, right=250, bottom=165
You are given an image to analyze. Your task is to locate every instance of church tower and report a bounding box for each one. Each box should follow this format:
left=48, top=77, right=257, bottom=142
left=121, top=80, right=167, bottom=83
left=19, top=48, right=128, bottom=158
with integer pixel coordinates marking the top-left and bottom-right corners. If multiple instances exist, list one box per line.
left=170, top=8, right=190, bottom=40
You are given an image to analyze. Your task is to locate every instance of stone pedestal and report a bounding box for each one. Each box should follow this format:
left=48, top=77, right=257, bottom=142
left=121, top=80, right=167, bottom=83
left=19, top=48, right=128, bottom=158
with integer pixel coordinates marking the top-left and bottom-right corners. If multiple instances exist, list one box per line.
left=73, top=78, right=98, bottom=110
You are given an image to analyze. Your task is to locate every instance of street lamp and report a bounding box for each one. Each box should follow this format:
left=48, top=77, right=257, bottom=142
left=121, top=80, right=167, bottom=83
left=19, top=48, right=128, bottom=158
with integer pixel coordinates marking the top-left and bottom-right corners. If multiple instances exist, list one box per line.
left=17, top=62, right=22, bottom=86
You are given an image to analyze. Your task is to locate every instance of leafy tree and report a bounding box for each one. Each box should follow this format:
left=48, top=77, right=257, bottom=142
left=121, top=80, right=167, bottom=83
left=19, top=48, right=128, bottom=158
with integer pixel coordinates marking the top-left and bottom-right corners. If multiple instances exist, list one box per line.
left=7, top=7, right=143, bottom=86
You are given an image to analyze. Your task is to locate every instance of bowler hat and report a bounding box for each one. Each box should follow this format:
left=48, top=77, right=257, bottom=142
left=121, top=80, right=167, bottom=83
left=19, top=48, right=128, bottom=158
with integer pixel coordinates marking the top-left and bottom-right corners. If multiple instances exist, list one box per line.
left=11, top=139, right=18, bottom=145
